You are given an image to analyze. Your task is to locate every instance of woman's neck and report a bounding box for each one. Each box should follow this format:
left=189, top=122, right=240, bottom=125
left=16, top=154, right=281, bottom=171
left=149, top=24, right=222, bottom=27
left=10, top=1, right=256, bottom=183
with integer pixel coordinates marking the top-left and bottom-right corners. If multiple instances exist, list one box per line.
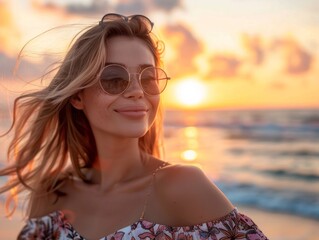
left=89, top=137, right=147, bottom=192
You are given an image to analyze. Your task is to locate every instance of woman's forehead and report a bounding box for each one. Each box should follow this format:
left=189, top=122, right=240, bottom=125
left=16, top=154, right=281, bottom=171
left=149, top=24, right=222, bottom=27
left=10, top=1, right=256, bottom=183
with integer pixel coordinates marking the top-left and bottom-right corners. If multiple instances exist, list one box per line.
left=106, top=36, right=155, bottom=68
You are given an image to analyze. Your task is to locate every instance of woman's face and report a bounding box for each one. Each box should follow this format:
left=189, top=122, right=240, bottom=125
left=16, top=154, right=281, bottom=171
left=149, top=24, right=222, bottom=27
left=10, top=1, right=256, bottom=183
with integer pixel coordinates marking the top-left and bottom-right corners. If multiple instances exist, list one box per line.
left=71, top=36, right=160, bottom=141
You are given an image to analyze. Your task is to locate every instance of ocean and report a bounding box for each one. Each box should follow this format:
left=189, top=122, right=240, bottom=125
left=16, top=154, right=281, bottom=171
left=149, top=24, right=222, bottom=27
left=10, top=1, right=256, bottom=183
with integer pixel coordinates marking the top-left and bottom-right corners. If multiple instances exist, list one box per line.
left=1, top=108, right=319, bottom=221
left=163, top=109, right=319, bottom=220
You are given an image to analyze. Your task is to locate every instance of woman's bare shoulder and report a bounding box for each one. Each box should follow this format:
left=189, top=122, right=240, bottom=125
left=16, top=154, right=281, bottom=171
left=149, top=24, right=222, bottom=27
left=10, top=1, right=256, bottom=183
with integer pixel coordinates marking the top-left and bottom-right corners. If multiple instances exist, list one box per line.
left=155, top=164, right=235, bottom=225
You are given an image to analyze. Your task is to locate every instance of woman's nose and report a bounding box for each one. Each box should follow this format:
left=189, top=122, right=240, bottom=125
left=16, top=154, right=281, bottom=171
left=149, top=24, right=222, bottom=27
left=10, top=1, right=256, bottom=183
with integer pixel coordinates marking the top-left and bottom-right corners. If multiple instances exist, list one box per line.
left=122, top=73, right=144, bottom=98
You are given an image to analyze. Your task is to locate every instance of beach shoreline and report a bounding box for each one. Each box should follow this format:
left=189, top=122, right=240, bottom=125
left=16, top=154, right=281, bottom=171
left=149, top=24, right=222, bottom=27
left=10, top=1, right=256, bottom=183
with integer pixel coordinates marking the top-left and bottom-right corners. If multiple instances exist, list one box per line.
left=1, top=202, right=318, bottom=239
left=238, top=205, right=319, bottom=240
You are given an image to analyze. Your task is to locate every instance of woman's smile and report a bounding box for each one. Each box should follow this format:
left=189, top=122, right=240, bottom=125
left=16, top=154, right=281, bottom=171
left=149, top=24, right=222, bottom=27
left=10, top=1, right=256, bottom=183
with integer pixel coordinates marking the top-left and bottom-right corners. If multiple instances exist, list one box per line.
left=114, top=105, right=149, bottom=119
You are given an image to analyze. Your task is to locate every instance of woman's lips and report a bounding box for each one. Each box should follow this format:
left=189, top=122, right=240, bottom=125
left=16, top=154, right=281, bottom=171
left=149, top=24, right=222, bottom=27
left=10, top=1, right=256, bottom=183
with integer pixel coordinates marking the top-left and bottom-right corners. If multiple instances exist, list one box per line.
left=114, top=107, right=148, bottom=118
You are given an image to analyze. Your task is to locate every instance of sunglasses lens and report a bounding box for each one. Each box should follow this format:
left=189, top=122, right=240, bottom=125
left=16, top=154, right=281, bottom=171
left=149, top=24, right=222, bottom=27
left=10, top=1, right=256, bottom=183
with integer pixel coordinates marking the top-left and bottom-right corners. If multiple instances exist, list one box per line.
left=100, top=65, right=129, bottom=94
left=141, top=67, right=168, bottom=95
left=130, top=15, right=153, bottom=33
left=101, top=13, right=123, bottom=22
left=100, top=14, right=153, bottom=33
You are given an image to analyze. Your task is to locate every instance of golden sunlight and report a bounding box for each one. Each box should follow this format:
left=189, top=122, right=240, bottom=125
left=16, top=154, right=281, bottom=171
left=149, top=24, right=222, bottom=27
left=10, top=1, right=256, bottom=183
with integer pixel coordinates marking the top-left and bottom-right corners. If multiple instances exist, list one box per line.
left=175, top=78, right=207, bottom=107
left=181, top=149, right=198, bottom=161
left=184, top=127, right=198, bottom=138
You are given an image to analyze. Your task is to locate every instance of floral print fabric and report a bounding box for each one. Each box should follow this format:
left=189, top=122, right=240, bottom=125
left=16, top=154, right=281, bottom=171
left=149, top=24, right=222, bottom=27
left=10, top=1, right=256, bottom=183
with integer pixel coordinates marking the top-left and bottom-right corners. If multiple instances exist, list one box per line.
left=17, top=208, right=268, bottom=240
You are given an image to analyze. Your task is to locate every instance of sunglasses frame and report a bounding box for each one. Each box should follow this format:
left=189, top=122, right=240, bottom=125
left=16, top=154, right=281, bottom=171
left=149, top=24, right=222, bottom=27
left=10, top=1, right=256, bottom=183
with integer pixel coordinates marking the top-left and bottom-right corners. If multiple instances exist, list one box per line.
left=97, top=64, right=170, bottom=96
left=99, top=13, right=154, bottom=33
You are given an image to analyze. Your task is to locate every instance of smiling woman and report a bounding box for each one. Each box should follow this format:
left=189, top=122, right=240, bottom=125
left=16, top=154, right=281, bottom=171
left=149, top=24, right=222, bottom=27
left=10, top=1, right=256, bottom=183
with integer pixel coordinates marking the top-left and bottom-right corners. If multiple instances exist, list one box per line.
left=175, top=78, right=207, bottom=108
left=0, top=13, right=268, bottom=240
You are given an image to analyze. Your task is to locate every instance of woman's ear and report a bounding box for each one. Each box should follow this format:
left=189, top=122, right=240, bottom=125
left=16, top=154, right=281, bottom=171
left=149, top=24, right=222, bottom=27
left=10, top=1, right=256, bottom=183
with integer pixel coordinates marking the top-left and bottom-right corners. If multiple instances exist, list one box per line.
left=70, top=92, right=84, bottom=110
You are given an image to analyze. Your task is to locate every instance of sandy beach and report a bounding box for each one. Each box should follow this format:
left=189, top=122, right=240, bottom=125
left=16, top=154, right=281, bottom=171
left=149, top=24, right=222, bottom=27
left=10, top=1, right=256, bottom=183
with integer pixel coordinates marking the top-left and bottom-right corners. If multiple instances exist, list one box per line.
left=1, top=202, right=318, bottom=240
left=239, top=206, right=319, bottom=240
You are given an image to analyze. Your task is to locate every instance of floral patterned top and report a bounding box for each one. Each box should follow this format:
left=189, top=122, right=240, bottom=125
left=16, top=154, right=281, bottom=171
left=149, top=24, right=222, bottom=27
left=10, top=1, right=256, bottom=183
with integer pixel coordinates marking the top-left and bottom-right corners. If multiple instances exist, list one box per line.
left=17, top=208, right=268, bottom=240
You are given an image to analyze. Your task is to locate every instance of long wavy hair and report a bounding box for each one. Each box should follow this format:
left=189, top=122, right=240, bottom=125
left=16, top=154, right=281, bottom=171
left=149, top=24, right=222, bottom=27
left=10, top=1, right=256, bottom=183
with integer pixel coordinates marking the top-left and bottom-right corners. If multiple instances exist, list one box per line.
left=0, top=17, right=165, bottom=216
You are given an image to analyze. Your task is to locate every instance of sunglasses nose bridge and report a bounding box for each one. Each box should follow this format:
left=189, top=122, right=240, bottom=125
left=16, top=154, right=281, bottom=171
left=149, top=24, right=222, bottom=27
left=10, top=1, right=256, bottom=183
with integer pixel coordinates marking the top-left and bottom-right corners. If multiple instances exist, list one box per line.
left=128, top=72, right=141, bottom=83
left=127, top=72, right=143, bottom=91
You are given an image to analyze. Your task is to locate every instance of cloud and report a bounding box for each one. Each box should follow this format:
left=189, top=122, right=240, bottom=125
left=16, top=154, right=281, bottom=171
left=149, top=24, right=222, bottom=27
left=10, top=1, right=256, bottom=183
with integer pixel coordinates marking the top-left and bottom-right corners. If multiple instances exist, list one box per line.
left=271, top=37, right=314, bottom=75
left=114, top=0, right=182, bottom=14
left=238, top=34, right=315, bottom=81
left=31, top=0, right=63, bottom=13
left=206, top=54, right=242, bottom=79
left=0, top=51, right=16, bottom=78
left=114, top=0, right=147, bottom=14
left=161, top=24, right=203, bottom=78
left=31, top=0, right=183, bottom=16
left=0, top=2, right=20, bottom=54
left=31, top=0, right=109, bottom=16
left=241, top=34, right=264, bottom=65
left=66, top=0, right=110, bottom=15
left=0, top=50, right=58, bottom=82
left=269, top=81, right=286, bottom=90
left=153, top=0, right=183, bottom=12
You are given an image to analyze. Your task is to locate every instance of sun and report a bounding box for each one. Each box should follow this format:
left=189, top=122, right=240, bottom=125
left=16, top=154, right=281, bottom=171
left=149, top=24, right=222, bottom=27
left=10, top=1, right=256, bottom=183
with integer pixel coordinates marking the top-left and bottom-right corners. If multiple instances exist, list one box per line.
left=175, top=78, right=207, bottom=107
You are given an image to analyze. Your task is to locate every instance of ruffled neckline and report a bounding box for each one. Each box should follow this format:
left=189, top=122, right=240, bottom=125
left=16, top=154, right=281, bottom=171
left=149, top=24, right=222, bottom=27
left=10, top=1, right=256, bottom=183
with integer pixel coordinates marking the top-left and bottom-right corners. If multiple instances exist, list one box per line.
left=43, top=208, right=239, bottom=240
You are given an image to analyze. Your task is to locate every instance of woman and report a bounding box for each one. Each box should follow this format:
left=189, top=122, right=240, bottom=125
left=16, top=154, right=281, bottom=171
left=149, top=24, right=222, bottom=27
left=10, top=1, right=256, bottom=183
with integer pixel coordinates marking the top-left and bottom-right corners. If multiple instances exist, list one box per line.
left=0, top=14, right=268, bottom=239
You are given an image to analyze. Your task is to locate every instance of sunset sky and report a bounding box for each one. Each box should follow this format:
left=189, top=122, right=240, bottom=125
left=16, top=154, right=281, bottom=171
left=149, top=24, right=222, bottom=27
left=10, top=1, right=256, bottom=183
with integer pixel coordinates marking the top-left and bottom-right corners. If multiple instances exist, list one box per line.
left=0, top=0, right=318, bottom=110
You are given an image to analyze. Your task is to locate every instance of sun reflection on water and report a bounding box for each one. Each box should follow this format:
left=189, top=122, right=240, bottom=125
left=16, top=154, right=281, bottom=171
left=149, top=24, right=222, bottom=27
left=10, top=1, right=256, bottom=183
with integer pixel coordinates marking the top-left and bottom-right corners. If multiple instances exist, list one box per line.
left=184, top=126, right=198, bottom=138
left=180, top=127, right=200, bottom=162
left=181, top=149, right=198, bottom=161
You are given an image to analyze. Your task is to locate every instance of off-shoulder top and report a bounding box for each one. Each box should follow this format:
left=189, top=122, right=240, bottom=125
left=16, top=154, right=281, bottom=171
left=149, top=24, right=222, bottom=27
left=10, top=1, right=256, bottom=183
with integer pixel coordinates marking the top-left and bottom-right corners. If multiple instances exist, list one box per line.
left=17, top=208, right=268, bottom=240
left=17, top=163, right=268, bottom=239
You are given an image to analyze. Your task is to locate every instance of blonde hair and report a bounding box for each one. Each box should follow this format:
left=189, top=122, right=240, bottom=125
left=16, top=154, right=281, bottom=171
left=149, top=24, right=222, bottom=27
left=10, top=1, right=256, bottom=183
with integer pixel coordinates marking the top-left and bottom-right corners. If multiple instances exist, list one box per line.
left=0, top=17, right=165, bottom=215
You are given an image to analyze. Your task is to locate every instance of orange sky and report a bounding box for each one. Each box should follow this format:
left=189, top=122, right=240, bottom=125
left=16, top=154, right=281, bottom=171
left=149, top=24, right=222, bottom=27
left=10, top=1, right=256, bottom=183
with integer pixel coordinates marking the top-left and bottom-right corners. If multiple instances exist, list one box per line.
left=0, top=0, right=318, bottom=110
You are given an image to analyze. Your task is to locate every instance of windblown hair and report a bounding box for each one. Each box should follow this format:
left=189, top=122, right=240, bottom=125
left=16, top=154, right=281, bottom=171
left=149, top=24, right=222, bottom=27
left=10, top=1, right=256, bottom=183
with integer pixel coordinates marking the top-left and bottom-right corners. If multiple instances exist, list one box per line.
left=0, top=17, right=165, bottom=215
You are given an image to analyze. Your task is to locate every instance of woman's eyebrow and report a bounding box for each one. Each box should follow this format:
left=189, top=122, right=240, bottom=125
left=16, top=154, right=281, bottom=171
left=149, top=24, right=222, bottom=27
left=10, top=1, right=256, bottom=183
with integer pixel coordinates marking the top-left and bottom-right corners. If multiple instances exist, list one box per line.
left=104, top=63, right=154, bottom=69
left=139, top=64, right=154, bottom=69
left=105, top=62, right=125, bottom=67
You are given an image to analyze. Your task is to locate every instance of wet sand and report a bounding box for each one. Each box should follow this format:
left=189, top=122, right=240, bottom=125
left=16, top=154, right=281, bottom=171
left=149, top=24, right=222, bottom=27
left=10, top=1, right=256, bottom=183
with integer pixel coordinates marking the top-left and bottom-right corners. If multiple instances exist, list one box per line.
left=239, top=206, right=319, bottom=240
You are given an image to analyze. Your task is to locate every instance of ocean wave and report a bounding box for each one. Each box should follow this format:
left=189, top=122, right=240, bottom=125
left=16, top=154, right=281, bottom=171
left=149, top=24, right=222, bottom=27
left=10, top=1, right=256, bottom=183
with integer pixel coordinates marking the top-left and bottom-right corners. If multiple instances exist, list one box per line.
left=260, top=169, right=319, bottom=181
left=223, top=124, right=319, bottom=142
left=227, top=147, right=319, bottom=158
left=164, top=109, right=319, bottom=142
left=215, top=180, right=319, bottom=220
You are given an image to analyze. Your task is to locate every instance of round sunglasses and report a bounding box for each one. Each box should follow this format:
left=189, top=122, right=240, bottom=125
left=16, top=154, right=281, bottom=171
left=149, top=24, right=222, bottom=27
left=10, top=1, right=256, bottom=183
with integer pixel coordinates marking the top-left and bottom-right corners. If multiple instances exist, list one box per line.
left=99, top=13, right=154, bottom=33
left=98, top=64, right=170, bottom=95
